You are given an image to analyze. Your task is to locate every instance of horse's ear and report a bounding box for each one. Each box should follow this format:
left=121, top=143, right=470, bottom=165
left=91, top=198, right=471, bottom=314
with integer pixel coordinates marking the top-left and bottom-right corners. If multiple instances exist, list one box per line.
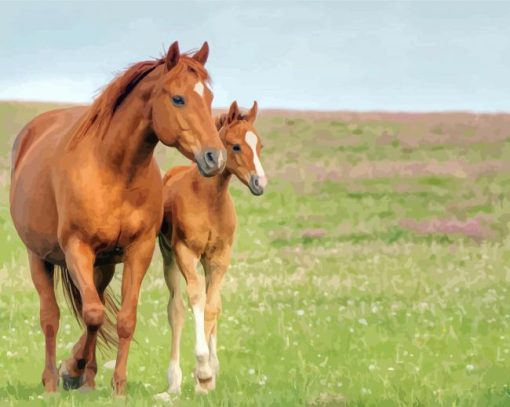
left=227, top=101, right=239, bottom=124
left=165, top=41, right=180, bottom=71
left=247, top=100, right=258, bottom=123
left=193, top=41, right=209, bottom=65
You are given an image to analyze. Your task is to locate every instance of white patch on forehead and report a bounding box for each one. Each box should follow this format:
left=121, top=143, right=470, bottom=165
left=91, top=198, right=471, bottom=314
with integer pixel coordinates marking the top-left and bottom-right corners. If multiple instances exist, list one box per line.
left=245, top=131, right=265, bottom=177
left=194, top=81, right=204, bottom=97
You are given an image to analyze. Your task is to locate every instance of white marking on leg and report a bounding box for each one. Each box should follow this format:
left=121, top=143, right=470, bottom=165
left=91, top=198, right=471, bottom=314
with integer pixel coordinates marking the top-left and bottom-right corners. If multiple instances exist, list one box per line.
left=192, top=305, right=209, bottom=357
left=245, top=131, right=267, bottom=187
left=194, top=81, right=204, bottom=97
left=209, top=334, right=219, bottom=374
left=167, top=360, right=183, bottom=393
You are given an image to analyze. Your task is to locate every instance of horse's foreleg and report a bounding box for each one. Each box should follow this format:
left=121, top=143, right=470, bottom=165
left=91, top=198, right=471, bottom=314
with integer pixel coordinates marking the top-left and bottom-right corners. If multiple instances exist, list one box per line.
left=29, top=250, right=60, bottom=392
left=61, top=264, right=116, bottom=390
left=174, top=242, right=211, bottom=392
left=162, top=247, right=186, bottom=394
left=112, top=235, right=155, bottom=396
left=60, top=238, right=102, bottom=389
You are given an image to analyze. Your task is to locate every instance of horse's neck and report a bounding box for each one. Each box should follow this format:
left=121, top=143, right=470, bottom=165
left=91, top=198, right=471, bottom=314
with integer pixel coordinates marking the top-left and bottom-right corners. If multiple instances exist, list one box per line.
left=95, top=74, right=159, bottom=179
left=192, top=166, right=232, bottom=200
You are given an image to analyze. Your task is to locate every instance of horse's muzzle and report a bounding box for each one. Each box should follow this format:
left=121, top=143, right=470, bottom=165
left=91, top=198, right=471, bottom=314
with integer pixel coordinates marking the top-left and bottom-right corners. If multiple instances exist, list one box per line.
left=248, top=174, right=267, bottom=196
left=195, top=148, right=226, bottom=177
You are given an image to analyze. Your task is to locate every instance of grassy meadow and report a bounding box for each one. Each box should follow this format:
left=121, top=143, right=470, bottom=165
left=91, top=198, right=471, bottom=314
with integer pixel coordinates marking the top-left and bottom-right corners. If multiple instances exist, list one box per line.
left=0, top=101, right=510, bottom=405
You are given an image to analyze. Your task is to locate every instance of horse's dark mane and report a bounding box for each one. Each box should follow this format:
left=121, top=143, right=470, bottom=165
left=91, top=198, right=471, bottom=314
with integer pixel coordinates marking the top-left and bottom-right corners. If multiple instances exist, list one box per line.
left=70, top=54, right=209, bottom=147
left=215, top=111, right=249, bottom=130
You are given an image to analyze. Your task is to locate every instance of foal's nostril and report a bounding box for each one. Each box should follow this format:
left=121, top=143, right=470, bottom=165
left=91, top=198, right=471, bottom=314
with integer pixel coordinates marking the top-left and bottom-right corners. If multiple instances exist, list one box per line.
left=253, top=177, right=260, bottom=188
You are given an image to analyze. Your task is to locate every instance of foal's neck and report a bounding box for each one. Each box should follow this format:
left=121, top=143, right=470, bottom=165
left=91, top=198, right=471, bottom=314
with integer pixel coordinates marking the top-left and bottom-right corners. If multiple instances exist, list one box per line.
left=194, top=166, right=232, bottom=200
left=97, top=69, right=161, bottom=181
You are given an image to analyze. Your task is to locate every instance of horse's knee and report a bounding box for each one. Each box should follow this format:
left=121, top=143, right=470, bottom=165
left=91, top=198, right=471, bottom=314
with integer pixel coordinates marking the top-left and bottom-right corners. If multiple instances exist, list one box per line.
left=82, top=303, right=105, bottom=328
left=40, top=307, right=60, bottom=335
left=204, top=304, right=220, bottom=322
left=187, top=281, right=205, bottom=306
left=117, top=313, right=136, bottom=339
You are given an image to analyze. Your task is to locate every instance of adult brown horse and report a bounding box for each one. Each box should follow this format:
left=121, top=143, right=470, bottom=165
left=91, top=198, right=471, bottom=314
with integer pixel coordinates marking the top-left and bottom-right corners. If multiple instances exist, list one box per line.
left=9, top=41, right=226, bottom=395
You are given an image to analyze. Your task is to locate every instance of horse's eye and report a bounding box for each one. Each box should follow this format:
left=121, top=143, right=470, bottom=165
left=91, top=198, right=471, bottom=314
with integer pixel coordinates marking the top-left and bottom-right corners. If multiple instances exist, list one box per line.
left=171, top=95, right=186, bottom=107
left=232, top=144, right=241, bottom=152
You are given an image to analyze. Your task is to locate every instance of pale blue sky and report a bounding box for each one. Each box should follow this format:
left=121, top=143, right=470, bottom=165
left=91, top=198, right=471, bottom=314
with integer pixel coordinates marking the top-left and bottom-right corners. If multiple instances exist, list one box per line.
left=1, top=1, right=509, bottom=111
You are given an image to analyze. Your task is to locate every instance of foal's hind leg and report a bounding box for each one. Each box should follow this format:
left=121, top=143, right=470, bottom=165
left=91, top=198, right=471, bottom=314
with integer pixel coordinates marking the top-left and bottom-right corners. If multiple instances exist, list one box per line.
left=174, top=242, right=212, bottom=392
left=60, top=264, right=116, bottom=390
left=162, top=246, right=186, bottom=394
left=28, top=250, right=60, bottom=392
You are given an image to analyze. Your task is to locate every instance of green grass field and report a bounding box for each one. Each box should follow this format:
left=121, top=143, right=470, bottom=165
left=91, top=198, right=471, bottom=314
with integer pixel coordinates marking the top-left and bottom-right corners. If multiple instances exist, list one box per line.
left=1, top=102, right=510, bottom=406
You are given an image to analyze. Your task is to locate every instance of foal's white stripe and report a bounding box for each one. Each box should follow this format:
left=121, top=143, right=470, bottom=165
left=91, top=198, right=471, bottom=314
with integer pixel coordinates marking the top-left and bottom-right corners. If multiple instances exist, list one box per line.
left=192, top=305, right=209, bottom=356
left=245, top=131, right=265, bottom=177
left=194, top=81, right=204, bottom=97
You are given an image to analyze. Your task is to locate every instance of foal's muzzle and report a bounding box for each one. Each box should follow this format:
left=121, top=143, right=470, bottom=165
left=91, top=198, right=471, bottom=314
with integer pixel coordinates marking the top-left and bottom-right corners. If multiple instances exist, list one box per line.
left=195, top=148, right=226, bottom=177
left=248, top=174, right=267, bottom=196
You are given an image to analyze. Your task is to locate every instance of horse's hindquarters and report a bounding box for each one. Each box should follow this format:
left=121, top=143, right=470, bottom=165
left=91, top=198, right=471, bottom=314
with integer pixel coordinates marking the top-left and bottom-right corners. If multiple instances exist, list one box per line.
left=10, top=112, right=70, bottom=263
left=10, top=164, right=63, bottom=262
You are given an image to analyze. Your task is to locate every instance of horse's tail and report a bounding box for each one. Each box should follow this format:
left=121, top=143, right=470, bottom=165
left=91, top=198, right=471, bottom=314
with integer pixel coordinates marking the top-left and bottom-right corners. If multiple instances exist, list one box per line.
left=55, top=265, right=119, bottom=350
left=157, top=232, right=173, bottom=262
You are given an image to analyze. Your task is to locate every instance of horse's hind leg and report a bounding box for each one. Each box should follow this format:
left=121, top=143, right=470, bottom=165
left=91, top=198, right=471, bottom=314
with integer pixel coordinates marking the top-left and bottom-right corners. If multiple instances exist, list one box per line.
left=60, top=264, right=115, bottom=390
left=28, top=250, right=60, bottom=392
left=162, top=243, right=186, bottom=394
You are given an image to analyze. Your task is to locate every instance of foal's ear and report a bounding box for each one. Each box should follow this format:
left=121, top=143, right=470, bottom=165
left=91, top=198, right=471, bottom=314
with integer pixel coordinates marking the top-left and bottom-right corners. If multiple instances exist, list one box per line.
left=227, top=101, right=239, bottom=124
left=165, top=41, right=180, bottom=71
left=247, top=100, right=258, bottom=123
left=193, top=41, right=209, bottom=65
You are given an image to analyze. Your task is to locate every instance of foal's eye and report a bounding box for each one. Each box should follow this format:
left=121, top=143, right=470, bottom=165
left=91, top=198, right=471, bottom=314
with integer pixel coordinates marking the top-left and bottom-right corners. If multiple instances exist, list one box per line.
left=232, top=144, right=241, bottom=152
left=171, top=95, right=186, bottom=107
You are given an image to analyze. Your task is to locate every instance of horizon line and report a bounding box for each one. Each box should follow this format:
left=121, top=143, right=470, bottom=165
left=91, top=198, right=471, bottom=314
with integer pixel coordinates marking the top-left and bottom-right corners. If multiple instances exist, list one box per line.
left=1, top=99, right=509, bottom=116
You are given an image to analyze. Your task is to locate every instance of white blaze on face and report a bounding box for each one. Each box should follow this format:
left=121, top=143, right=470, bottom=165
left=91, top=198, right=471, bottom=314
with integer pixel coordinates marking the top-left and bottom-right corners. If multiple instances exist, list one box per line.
left=245, top=131, right=267, bottom=187
left=194, top=81, right=205, bottom=97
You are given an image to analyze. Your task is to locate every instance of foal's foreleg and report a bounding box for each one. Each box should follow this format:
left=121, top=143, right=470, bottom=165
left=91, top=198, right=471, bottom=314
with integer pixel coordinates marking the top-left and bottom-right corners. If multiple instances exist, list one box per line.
left=29, top=250, right=60, bottom=392
left=162, top=247, right=186, bottom=394
left=201, top=253, right=230, bottom=390
left=174, top=243, right=212, bottom=390
left=113, top=236, right=155, bottom=396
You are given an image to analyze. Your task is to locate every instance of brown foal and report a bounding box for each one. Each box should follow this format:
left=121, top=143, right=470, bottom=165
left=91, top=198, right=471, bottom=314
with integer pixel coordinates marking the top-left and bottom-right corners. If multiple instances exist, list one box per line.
left=158, top=101, right=267, bottom=394
left=10, top=41, right=226, bottom=395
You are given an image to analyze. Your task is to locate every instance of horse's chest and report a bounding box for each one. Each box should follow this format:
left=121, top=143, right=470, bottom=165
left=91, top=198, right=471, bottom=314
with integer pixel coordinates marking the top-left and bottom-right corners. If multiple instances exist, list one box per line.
left=65, top=184, right=162, bottom=247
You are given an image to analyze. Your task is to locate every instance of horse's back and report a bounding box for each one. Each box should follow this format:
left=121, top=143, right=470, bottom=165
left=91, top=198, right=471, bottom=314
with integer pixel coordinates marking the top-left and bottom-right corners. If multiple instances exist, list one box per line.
left=162, top=165, right=192, bottom=185
left=11, top=106, right=87, bottom=173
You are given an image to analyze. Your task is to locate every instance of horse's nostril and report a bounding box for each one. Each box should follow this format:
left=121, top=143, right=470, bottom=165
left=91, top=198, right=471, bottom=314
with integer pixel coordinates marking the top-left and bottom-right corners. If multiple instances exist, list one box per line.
left=205, top=151, right=215, bottom=164
left=254, top=178, right=260, bottom=187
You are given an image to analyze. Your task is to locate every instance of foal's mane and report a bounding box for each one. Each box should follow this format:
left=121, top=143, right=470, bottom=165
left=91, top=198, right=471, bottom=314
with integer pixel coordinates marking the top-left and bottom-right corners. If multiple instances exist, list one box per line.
left=215, top=111, right=249, bottom=131
left=70, top=54, right=209, bottom=147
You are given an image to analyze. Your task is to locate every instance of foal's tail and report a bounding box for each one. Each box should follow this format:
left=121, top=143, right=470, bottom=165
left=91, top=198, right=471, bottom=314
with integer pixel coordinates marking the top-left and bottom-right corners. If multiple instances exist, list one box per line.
left=55, top=265, right=119, bottom=350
